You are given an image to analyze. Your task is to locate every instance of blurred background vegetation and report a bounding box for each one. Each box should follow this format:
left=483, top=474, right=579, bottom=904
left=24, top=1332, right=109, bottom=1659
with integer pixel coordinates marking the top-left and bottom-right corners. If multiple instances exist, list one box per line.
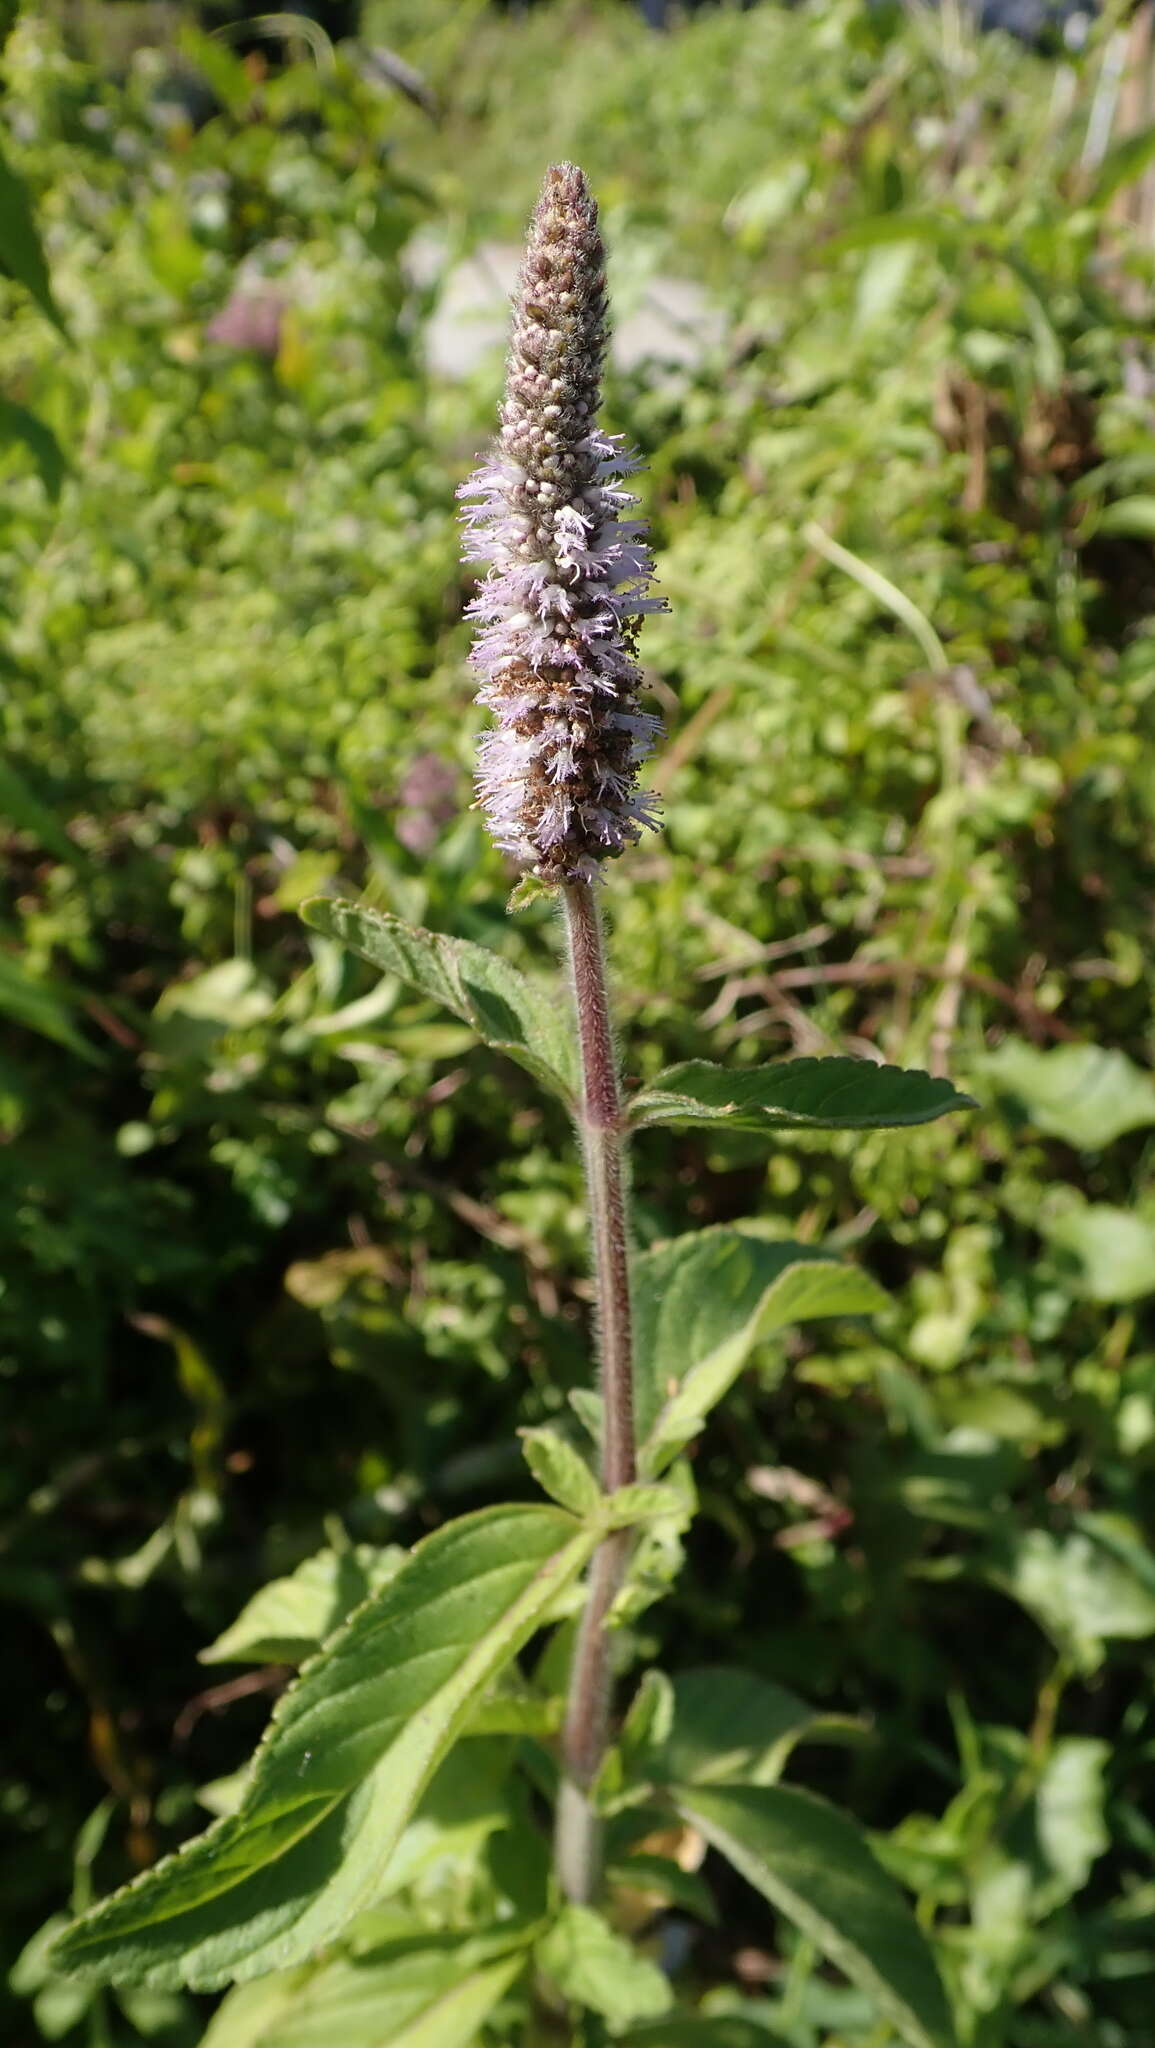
left=5, top=0, right=1155, bottom=2041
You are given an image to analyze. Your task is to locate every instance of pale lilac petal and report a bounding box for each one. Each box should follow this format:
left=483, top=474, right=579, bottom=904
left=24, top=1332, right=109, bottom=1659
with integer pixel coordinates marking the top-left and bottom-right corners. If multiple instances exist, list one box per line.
left=456, top=164, right=665, bottom=885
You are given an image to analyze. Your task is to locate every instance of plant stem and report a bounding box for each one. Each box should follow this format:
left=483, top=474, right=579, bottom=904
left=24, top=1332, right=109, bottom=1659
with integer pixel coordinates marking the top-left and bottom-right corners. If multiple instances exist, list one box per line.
left=555, top=880, right=636, bottom=1905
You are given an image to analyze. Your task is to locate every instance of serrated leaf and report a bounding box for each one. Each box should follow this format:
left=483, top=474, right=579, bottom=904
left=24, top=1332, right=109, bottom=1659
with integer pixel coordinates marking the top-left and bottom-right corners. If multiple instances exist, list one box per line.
left=675, top=1785, right=955, bottom=2048
left=630, top=1057, right=972, bottom=1136
left=52, top=1505, right=597, bottom=1990
left=634, top=1228, right=889, bottom=1475
left=974, top=1037, right=1155, bottom=1149
left=199, top=1937, right=526, bottom=2048
left=0, top=139, right=69, bottom=334
left=537, top=1906, right=672, bottom=2027
left=301, top=899, right=577, bottom=1102
left=519, top=1427, right=601, bottom=1516
left=201, top=1546, right=406, bottom=1665
left=655, top=1668, right=866, bottom=1788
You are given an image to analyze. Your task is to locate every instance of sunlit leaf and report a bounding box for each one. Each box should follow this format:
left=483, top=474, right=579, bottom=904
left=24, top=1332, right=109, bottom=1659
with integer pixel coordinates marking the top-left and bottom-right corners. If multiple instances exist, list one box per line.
left=630, top=1057, right=972, bottom=1136
left=1041, top=1199, right=1155, bottom=1303
left=199, top=1935, right=526, bottom=2048
left=633, top=1227, right=889, bottom=1474
left=536, top=1906, right=672, bottom=2027
left=52, top=1506, right=598, bottom=1988
left=518, top=1427, right=601, bottom=1516
left=1035, top=1738, right=1110, bottom=1902
left=975, top=1038, right=1155, bottom=1149
left=1094, top=495, right=1155, bottom=541
left=989, top=1523, right=1155, bottom=1674
left=200, top=1547, right=406, bottom=1666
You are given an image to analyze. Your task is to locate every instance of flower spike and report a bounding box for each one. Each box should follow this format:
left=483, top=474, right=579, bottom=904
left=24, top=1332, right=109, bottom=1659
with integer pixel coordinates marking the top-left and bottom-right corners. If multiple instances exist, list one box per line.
left=459, top=163, right=663, bottom=885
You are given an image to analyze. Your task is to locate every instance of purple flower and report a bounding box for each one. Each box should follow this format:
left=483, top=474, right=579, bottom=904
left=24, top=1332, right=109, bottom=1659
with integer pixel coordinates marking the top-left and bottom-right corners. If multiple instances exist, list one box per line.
left=458, top=163, right=663, bottom=885
left=206, top=285, right=285, bottom=359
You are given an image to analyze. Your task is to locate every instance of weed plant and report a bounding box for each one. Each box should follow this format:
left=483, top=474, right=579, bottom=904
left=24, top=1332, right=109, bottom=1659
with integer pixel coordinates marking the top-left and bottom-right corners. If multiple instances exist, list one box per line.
left=4, top=4, right=1155, bottom=2044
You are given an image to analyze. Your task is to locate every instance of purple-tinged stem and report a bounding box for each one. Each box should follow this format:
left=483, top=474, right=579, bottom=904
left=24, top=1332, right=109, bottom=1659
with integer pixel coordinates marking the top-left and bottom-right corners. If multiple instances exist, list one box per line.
left=556, top=879, right=636, bottom=1904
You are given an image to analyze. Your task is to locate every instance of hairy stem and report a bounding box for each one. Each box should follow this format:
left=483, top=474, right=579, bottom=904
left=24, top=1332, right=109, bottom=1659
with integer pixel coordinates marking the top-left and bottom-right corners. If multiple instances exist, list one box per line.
left=555, top=880, right=636, bottom=1904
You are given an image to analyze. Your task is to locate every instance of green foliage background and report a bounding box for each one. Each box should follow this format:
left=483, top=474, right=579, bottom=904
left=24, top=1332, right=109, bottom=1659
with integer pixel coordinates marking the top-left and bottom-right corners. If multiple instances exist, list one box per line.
left=4, top=0, right=1155, bottom=2041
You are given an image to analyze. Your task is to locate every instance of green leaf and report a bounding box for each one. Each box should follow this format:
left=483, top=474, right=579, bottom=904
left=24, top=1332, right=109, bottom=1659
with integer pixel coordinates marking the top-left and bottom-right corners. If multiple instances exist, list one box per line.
left=630, top=1057, right=972, bottom=1135
left=153, top=959, right=275, bottom=1048
left=536, top=1906, right=673, bottom=2027
left=0, top=395, right=67, bottom=498
left=974, top=1037, right=1155, bottom=1149
left=199, top=1937, right=526, bottom=2048
left=988, top=1523, right=1155, bottom=1675
left=1073, top=1509, right=1155, bottom=1600
left=200, top=1546, right=406, bottom=1665
left=1041, top=1199, right=1155, bottom=1303
left=1089, top=121, right=1155, bottom=207
left=824, top=212, right=961, bottom=256
left=620, top=2022, right=790, bottom=2048
left=613, top=1461, right=697, bottom=1627
left=569, top=1386, right=604, bottom=1444
left=301, top=899, right=578, bottom=1102
left=364, top=1740, right=515, bottom=1904
left=675, top=1785, right=955, bottom=2048
left=0, top=138, right=68, bottom=334
left=0, top=756, right=76, bottom=860
left=633, top=1227, right=889, bottom=1475
left=619, top=1669, right=675, bottom=1769
left=463, top=1675, right=561, bottom=1739
left=0, top=951, right=100, bottom=1061
left=655, top=1668, right=865, bottom=1788
left=1035, top=1738, right=1110, bottom=1901
left=1094, top=495, right=1155, bottom=541
left=519, top=1427, right=601, bottom=1516
left=604, top=1481, right=689, bottom=1529
left=52, top=1505, right=598, bottom=1989
left=854, top=241, right=917, bottom=331
left=725, top=164, right=811, bottom=243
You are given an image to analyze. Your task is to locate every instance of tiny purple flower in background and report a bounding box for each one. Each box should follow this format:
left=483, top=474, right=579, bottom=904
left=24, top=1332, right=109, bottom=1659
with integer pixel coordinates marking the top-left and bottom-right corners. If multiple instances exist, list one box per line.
left=205, top=284, right=285, bottom=359
left=459, top=163, right=663, bottom=885
left=395, top=752, right=459, bottom=855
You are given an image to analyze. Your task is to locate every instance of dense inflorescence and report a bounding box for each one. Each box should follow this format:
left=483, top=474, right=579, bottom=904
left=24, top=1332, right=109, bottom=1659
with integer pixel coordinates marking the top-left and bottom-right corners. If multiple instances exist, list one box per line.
left=459, top=163, right=663, bottom=884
